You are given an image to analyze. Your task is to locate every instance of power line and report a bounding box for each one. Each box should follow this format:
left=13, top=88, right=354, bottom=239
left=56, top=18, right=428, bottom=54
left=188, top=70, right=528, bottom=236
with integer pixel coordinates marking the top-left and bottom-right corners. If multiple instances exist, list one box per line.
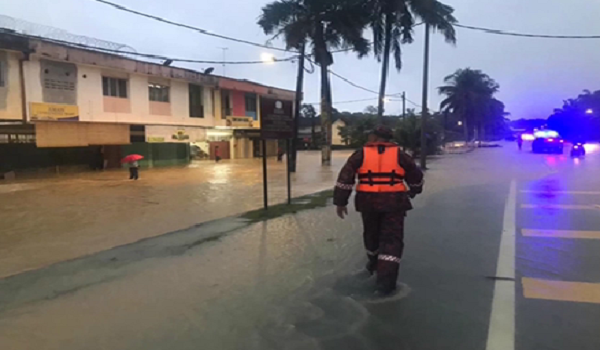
left=328, top=70, right=380, bottom=95
left=307, top=97, right=379, bottom=105
left=93, top=0, right=429, bottom=56
left=92, top=0, right=600, bottom=62
left=328, top=22, right=424, bottom=53
left=328, top=69, right=405, bottom=97
left=387, top=97, right=421, bottom=109
left=455, top=23, right=600, bottom=39
left=11, top=31, right=297, bottom=65
left=305, top=56, right=403, bottom=97
left=93, top=0, right=293, bottom=52
left=397, top=97, right=421, bottom=109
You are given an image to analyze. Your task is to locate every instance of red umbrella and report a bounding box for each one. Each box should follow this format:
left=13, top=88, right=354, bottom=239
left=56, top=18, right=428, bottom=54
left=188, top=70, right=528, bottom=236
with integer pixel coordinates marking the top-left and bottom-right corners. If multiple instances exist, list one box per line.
left=121, top=154, right=144, bottom=163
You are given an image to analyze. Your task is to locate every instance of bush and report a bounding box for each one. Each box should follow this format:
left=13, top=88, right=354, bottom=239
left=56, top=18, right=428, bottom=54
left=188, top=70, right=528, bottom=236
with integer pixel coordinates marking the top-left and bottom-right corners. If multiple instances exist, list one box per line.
left=395, top=115, right=442, bottom=156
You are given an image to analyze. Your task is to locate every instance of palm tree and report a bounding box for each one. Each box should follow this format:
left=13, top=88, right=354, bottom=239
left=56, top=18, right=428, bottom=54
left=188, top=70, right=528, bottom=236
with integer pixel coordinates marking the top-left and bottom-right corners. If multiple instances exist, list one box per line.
left=438, top=68, right=499, bottom=143
left=483, top=98, right=508, bottom=140
left=369, top=0, right=457, bottom=121
left=258, top=0, right=370, bottom=165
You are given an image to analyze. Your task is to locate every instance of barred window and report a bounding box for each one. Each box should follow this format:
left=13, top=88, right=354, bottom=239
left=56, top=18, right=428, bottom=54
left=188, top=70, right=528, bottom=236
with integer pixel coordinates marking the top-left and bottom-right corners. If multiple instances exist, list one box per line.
left=102, top=77, right=128, bottom=98
left=149, top=83, right=170, bottom=102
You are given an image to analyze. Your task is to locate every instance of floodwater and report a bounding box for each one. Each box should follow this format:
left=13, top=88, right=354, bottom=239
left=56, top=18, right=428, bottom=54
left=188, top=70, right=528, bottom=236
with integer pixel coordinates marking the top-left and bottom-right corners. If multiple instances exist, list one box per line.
left=2, top=143, right=600, bottom=349
left=0, top=151, right=352, bottom=278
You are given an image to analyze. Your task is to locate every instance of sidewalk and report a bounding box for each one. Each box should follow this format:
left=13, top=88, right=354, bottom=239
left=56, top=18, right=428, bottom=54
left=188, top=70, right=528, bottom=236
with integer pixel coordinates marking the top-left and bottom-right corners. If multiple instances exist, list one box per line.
left=0, top=151, right=352, bottom=278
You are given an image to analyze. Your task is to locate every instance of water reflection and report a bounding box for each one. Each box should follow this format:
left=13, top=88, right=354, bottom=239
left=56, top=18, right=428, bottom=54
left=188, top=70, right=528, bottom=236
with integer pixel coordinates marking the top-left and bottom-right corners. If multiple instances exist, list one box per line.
left=0, top=151, right=352, bottom=278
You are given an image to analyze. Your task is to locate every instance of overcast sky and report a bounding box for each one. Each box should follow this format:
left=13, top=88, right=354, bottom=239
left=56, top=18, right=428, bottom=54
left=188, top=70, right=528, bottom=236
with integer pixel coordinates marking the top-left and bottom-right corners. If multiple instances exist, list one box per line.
left=1, top=0, right=600, bottom=119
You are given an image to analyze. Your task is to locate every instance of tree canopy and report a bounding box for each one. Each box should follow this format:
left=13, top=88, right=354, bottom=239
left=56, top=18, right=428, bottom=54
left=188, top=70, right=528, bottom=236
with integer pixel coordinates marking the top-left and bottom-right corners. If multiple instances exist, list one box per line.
left=258, top=0, right=371, bottom=165
left=368, top=0, right=457, bottom=119
left=547, top=90, right=600, bottom=141
left=438, top=68, right=504, bottom=142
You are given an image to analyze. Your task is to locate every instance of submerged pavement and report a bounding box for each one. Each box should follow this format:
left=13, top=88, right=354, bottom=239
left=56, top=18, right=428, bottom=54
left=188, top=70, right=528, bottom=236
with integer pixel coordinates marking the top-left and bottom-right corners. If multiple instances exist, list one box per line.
left=2, top=143, right=600, bottom=349
left=0, top=151, right=351, bottom=278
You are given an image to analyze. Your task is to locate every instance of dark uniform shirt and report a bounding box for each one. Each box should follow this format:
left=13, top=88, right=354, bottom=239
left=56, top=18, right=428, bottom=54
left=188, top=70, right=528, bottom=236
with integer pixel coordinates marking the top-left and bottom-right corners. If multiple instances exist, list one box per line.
left=333, top=143, right=424, bottom=212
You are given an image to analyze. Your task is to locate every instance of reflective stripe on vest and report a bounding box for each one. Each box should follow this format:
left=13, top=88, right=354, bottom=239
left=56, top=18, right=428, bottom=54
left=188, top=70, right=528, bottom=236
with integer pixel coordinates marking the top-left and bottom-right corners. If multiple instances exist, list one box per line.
left=357, top=146, right=407, bottom=193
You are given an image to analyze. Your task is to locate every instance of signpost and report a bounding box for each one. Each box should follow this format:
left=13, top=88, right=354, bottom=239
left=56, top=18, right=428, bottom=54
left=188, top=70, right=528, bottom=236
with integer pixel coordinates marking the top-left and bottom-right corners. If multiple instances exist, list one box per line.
left=260, top=98, right=294, bottom=209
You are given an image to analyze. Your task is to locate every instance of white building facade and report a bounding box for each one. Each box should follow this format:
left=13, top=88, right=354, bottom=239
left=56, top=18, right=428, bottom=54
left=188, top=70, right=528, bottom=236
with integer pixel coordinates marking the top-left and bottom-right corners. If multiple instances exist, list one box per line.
left=0, top=32, right=294, bottom=171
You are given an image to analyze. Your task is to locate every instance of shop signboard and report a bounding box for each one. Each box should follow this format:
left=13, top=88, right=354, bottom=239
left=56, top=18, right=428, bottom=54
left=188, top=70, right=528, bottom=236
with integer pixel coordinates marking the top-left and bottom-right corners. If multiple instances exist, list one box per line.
left=29, top=102, right=79, bottom=121
left=233, top=130, right=261, bottom=139
left=260, top=98, right=293, bottom=140
left=226, top=116, right=254, bottom=127
left=146, top=125, right=206, bottom=143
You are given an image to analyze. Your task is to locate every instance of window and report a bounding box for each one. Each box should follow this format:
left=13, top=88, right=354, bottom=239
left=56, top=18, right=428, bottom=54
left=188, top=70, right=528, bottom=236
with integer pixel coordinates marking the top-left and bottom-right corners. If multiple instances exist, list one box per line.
left=245, top=93, right=257, bottom=120
left=102, top=77, right=128, bottom=98
left=189, top=84, right=204, bottom=118
left=221, top=90, right=232, bottom=118
left=149, top=83, right=170, bottom=102
left=130, top=125, right=146, bottom=143
left=0, top=134, right=35, bottom=144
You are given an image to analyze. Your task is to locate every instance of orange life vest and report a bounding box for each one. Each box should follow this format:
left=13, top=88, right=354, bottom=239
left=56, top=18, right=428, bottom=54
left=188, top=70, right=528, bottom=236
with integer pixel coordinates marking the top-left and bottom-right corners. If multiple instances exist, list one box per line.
left=357, top=144, right=407, bottom=193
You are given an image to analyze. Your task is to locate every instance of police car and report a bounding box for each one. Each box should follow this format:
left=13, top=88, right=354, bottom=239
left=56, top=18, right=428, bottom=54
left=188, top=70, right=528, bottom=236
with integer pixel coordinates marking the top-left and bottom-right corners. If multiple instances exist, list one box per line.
left=525, top=130, right=564, bottom=154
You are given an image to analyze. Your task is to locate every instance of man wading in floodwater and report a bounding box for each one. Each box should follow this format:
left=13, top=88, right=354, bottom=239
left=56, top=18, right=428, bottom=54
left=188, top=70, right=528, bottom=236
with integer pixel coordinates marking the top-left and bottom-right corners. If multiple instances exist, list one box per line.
left=334, top=125, right=424, bottom=295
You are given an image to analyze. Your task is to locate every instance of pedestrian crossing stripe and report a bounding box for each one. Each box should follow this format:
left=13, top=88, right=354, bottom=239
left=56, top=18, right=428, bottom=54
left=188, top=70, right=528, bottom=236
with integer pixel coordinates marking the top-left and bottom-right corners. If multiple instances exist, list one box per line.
left=522, top=278, right=600, bottom=304
left=522, top=229, right=600, bottom=239
left=521, top=190, right=600, bottom=195
left=521, top=204, right=599, bottom=210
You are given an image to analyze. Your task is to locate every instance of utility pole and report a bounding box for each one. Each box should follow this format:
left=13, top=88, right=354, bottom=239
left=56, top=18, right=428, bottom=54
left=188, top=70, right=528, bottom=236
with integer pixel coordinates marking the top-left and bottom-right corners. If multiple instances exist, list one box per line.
left=323, top=69, right=333, bottom=166
left=290, top=41, right=306, bottom=173
left=420, top=23, right=431, bottom=170
left=219, top=47, right=228, bottom=77
left=402, top=92, right=406, bottom=119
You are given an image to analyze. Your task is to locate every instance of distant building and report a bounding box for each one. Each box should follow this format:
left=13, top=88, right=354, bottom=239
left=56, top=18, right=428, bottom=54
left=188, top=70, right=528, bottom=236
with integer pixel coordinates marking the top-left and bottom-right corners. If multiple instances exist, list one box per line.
left=0, top=31, right=294, bottom=172
left=298, top=117, right=347, bottom=147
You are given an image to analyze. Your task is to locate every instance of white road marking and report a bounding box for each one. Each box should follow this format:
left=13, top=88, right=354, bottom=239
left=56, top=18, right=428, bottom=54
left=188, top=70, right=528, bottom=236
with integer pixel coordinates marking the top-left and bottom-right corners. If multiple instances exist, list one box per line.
left=486, top=180, right=516, bottom=350
left=521, top=204, right=599, bottom=210
left=521, top=190, right=600, bottom=195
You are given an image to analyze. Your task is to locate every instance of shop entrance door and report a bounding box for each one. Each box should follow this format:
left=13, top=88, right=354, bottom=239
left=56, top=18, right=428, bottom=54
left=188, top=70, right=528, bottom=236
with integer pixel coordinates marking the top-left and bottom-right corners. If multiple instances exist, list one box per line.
left=252, top=139, right=262, bottom=158
left=209, top=141, right=230, bottom=160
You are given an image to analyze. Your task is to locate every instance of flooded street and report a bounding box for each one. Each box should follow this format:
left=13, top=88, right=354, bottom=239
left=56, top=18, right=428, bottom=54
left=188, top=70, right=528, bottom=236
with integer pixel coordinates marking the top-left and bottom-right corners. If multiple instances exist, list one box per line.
left=2, top=144, right=600, bottom=350
left=0, top=151, right=351, bottom=278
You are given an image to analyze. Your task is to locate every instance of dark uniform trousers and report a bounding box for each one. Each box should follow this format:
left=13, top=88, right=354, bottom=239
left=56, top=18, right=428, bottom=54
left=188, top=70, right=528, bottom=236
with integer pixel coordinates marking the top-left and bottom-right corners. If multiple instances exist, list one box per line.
left=361, top=211, right=405, bottom=289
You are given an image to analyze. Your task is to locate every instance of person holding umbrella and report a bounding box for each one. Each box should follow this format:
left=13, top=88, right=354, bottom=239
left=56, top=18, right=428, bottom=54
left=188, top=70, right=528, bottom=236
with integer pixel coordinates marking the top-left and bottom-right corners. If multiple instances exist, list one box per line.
left=121, top=154, right=144, bottom=180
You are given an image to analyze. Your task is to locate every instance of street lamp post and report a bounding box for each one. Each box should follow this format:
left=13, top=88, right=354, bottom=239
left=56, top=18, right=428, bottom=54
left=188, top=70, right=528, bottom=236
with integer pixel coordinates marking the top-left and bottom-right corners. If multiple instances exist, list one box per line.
left=420, top=23, right=431, bottom=170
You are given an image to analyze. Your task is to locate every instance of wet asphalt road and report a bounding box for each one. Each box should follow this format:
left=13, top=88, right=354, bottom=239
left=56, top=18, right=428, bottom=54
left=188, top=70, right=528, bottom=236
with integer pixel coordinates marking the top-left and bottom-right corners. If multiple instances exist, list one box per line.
left=1, top=143, right=600, bottom=349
